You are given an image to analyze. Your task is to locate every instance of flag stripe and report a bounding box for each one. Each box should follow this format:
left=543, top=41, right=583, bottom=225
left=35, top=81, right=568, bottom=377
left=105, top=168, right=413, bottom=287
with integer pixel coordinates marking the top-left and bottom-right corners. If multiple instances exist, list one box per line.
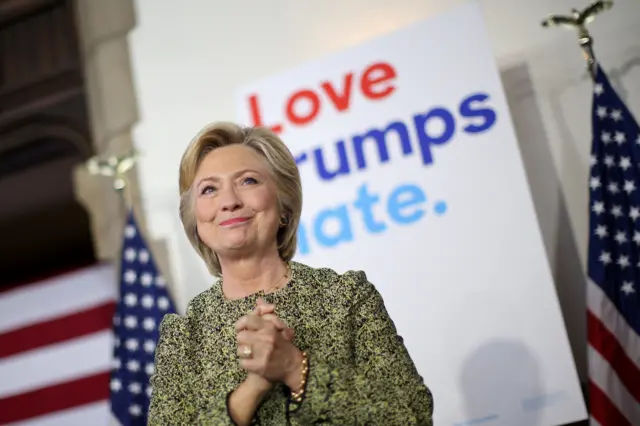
left=0, top=264, right=116, bottom=334
left=5, top=401, right=112, bottom=426
left=0, top=331, right=113, bottom=399
left=588, top=381, right=632, bottom=426
left=588, top=345, right=640, bottom=424
left=0, top=302, right=116, bottom=359
left=587, top=310, right=640, bottom=400
left=589, top=416, right=603, bottom=426
left=0, top=372, right=110, bottom=424
left=587, top=279, right=640, bottom=368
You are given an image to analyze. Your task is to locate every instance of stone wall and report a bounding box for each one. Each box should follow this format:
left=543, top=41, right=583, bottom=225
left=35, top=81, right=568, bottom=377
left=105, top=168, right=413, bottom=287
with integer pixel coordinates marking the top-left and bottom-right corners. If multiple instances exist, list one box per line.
left=72, top=0, right=174, bottom=288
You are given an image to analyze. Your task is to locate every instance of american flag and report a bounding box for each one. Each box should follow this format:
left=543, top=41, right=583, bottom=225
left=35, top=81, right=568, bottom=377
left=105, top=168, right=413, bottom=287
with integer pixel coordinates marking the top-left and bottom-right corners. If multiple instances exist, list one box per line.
left=587, top=64, right=640, bottom=425
left=0, top=264, right=118, bottom=425
left=109, top=209, right=177, bottom=425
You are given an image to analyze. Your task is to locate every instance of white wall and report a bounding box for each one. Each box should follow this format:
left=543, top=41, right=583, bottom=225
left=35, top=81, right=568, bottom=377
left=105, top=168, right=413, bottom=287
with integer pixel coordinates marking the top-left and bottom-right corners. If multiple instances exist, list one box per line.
left=127, top=0, right=640, bottom=382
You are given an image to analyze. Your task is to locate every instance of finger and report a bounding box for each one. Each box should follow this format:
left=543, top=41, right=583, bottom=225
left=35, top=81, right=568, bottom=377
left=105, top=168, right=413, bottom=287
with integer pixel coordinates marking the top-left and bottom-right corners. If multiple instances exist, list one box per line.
left=235, top=313, right=264, bottom=332
left=237, top=344, right=253, bottom=359
left=260, top=313, right=288, bottom=331
left=236, top=330, right=256, bottom=345
left=255, top=303, right=275, bottom=316
left=282, top=327, right=295, bottom=341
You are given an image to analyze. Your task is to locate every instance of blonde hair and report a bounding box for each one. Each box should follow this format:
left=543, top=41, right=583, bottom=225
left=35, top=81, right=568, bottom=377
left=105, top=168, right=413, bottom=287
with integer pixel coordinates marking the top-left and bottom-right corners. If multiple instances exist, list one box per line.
left=178, top=122, right=302, bottom=277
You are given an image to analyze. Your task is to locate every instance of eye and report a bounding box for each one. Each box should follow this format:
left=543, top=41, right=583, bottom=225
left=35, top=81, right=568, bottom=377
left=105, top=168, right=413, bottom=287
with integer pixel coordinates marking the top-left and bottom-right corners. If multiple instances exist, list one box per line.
left=242, top=177, right=258, bottom=185
left=200, top=185, right=215, bottom=195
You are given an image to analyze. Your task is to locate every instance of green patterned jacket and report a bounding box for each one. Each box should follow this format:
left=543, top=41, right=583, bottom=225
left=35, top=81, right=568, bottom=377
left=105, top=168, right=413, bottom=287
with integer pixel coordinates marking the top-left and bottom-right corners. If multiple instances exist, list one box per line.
left=148, top=261, right=434, bottom=425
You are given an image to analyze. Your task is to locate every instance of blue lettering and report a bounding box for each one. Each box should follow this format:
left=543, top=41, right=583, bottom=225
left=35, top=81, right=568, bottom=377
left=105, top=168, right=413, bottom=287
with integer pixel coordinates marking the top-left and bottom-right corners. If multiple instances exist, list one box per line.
left=297, top=222, right=310, bottom=255
left=459, top=92, right=496, bottom=133
left=387, top=184, right=426, bottom=224
left=313, top=205, right=353, bottom=247
left=294, top=90, right=497, bottom=183
left=297, top=181, right=446, bottom=256
left=352, top=121, right=413, bottom=169
left=314, top=140, right=350, bottom=180
left=353, top=183, right=386, bottom=233
left=413, top=107, right=456, bottom=165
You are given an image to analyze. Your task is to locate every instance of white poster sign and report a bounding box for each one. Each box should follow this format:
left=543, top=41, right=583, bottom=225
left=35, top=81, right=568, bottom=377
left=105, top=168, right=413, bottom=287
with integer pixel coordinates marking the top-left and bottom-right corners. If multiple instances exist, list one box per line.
left=235, top=3, right=587, bottom=425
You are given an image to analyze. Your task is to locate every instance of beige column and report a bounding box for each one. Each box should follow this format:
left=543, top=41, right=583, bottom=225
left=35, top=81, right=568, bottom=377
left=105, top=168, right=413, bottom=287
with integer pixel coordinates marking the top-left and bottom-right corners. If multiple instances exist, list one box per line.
left=72, top=0, right=174, bottom=285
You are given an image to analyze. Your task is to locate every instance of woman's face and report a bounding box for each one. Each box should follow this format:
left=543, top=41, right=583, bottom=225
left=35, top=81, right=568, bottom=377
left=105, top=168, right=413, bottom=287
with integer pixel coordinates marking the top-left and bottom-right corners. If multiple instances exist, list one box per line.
left=193, top=144, right=281, bottom=259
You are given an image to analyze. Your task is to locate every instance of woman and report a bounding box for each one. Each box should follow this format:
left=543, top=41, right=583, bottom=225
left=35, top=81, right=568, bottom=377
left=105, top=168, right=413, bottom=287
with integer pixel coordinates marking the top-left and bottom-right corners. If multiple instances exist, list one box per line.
left=147, top=122, right=434, bottom=425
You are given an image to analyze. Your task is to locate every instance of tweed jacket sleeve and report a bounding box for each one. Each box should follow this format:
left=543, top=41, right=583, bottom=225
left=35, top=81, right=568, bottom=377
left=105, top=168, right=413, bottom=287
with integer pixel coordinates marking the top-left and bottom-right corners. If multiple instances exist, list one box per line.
left=286, top=270, right=434, bottom=425
left=147, top=313, right=237, bottom=425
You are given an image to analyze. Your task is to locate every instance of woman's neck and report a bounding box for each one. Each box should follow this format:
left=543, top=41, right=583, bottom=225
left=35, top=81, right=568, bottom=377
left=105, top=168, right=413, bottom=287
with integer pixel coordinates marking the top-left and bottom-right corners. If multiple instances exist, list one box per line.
left=219, top=251, right=288, bottom=299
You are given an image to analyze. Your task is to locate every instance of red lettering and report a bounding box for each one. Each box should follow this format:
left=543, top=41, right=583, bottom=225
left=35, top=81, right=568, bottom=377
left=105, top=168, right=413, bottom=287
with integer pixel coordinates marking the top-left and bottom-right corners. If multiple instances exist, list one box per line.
left=248, top=61, right=397, bottom=131
left=320, top=72, right=354, bottom=112
left=360, top=62, right=396, bottom=100
left=285, top=90, right=320, bottom=125
left=248, top=94, right=283, bottom=133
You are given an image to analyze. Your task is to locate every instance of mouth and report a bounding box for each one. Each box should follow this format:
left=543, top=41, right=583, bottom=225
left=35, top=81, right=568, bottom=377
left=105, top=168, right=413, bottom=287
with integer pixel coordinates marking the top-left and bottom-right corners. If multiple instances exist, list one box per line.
left=219, top=217, right=251, bottom=227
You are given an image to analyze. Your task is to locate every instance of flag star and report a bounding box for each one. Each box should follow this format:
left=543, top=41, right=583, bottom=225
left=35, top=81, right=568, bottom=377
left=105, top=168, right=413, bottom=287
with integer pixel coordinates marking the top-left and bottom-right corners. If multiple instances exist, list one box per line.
left=601, top=131, right=612, bottom=144
left=156, top=275, right=166, bottom=288
left=631, top=207, right=640, bottom=221
left=594, top=225, right=608, bottom=238
left=592, top=201, right=605, bottom=215
left=110, top=379, right=122, bottom=392
left=144, top=339, right=156, bottom=353
left=617, top=255, right=630, bottom=268
left=124, top=315, right=138, bottom=329
left=599, top=251, right=612, bottom=264
left=124, top=225, right=136, bottom=239
left=634, top=231, right=640, bottom=245
left=589, top=176, right=601, bottom=190
left=140, top=273, right=153, bottom=287
left=123, top=270, right=137, bottom=284
left=124, top=293, right=138, bottom=307
left=594, top=83, right=604, bottom=95
left=615, top=131, right=626, bottom=144
left=129, top=404, right=142, bottom=417
left=124, top=248, right=137, bottom=262
left=590, top=154, right=597, bottom=167
left=113, top=315, right=121, bottom=327
left=143, top=317, right=157, bottom=331
left=158, top=297, right=170, bottom=311
left=604, top=155, right=615, bottom=167
left=614, top=231, right=627, bottom=244
left=624, top=180, right=636, bottom=194
left=127, top=360, right=140, bottom=372
left=141, top=294, right=155, bottom=309
left=112, top=357, right=121, bottom=370
left=147, top=386, right=153, bottom=398
left=115, top=337, right=121, bottom=348
left=607, top=182, right=619, bottom=194
left=146, top=363, right=155, bottom=376
left=128, top=382, right=142, bottom=394
left=596, top=106, right=607, bottom=118
left=620, top=157, right=632, bottom=170
left=125, top=338, right=139, bottom=351
left=611, top=205, right=623, bottom=217
left=621, top=281, right=635, bottom=295
left=610, top=109, right=622, bottom=121
left=138, top=249, right=150, bottom=263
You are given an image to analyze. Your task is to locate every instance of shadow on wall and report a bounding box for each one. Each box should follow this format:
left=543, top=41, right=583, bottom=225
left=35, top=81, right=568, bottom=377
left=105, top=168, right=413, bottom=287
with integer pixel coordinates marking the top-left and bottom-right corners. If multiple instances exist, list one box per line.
left=498, top=62, right=587, bottom=384
left=458, top=339, right=544, bottom=426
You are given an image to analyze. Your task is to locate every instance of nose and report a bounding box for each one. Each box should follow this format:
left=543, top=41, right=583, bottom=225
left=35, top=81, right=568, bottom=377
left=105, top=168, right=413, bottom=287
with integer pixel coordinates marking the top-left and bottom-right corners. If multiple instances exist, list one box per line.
left=218, top=186, right=242, bottom=212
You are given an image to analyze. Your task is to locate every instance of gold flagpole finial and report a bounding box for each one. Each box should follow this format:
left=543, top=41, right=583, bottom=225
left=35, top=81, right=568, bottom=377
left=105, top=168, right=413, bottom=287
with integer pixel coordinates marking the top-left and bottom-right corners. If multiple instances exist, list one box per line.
left=86, top=149, right=141, bottom=205
left=541, top=0, right=614, bottom=80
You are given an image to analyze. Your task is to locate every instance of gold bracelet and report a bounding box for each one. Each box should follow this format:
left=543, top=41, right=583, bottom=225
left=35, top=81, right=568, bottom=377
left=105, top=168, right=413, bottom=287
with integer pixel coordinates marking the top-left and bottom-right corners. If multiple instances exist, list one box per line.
left=290, top=351, right=309, bottom=403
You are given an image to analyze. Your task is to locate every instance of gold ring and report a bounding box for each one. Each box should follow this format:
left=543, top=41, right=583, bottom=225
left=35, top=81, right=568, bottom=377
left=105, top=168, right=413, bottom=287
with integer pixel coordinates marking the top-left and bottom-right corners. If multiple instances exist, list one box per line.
left=239, top=345, right=253, bottom=359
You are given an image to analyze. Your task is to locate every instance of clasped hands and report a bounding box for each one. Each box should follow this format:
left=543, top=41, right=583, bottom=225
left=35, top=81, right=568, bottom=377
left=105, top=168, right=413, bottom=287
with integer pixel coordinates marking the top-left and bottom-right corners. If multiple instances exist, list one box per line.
left=234, top=299, right=305, bottom=394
